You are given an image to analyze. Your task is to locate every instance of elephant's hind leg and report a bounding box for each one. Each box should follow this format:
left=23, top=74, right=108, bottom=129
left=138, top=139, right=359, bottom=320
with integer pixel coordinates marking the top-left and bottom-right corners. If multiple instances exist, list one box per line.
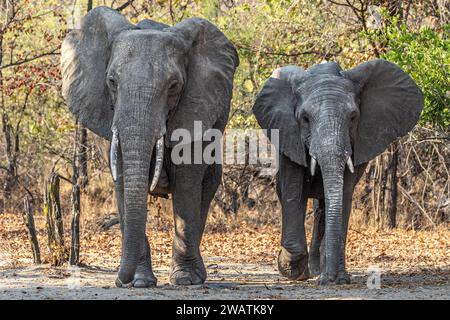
left=308, top=199, right=325, bottom=277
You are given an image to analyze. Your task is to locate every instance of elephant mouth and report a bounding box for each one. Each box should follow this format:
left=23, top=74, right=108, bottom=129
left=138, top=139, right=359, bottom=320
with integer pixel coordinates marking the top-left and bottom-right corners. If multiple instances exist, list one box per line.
left=109, top=126, right=165, bottom=193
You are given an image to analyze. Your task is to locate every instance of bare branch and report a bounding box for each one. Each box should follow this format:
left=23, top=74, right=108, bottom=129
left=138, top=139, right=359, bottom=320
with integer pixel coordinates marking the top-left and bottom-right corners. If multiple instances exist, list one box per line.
left=398, top=184, right=436, bottom=227
left=115, top=0, right=135, bottom=12
left=326, top=0, right=352, bottom=7
left=236, top=43, right=340, bottom=58
left=1, top=48, right=59, bottom=69
left=0, top=165, right=34, bottom=200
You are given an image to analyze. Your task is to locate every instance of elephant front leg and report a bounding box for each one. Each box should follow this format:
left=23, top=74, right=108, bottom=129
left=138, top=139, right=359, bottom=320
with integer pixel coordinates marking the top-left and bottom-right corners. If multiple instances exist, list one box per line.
left=170, top=164, right=207, bottom=286
left=114, top=149, right=156, bottom=288
left=276, top=155, right=309, bottom=281
left=132, top=238, right=157, bottom=288
left=309, top=199, right=325, bottom=277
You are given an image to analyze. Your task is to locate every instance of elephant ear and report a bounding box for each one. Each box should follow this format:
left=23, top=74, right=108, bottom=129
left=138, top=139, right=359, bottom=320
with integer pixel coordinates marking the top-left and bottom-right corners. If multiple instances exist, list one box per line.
left=343, top=59, right=424, bottom=165
left=61, top=7, right=135, bottom=140
left=253, top=66, right=307, bottom=167
left=167, top=18, right=239, bottom=146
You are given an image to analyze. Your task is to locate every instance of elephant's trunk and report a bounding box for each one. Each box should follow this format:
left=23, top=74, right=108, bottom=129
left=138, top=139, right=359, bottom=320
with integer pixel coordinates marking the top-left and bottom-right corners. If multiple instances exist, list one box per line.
left=319, top=158, right=345, bottom=281
left=117, top=127, right=153, bottom=284
left=115, top=87, right=165, bottom=285
left=311, top=115, right=349, bottom=282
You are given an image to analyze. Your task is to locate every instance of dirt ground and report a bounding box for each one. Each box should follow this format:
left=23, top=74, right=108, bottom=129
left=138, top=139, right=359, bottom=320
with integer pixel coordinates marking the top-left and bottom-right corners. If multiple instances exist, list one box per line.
left=0, top=260, right=449, bottom=300
left=0, top=210, right=449, bottom=300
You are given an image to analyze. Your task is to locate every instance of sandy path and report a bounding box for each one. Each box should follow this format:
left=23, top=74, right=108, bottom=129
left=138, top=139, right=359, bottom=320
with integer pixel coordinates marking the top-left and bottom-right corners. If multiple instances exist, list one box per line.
left=1, top=259, right=448, bottom=300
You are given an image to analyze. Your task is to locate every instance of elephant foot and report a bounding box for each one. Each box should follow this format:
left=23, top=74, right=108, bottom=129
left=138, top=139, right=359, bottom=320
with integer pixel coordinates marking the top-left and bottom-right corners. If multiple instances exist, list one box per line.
left=318, top=273, right=334, bottom=286
left=335, top=271, right=351, bottom=284
left=115, top=273, right=157, bottom=288
left=170, top=255, right=207, bottom=286
left=308, top=254, right=321, bottom=277
left=132, top=268, right=157, bottom=288
left=318, top=271, right=350, bottom=285
left=134, top=258, right=158, bottom=288
left=115, top=256, right=158, bottom=288
left=277, top=248, right=309, bottom=281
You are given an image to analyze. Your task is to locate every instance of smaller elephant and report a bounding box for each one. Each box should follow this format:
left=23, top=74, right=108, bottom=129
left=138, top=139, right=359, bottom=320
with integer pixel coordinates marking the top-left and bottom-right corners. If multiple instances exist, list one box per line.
left=253, top=60, right=423, bottom=285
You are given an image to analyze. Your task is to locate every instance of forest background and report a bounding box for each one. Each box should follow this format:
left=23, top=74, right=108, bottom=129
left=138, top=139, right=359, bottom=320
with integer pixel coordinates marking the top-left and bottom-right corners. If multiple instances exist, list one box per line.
left=0, top=0, right=448, bottom=269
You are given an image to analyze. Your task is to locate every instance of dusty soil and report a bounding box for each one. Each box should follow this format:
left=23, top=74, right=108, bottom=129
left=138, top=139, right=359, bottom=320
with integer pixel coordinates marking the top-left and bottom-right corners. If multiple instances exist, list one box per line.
left=0, top=261, right=449, bottom=300
left=0, top=210, right=449, bottom=300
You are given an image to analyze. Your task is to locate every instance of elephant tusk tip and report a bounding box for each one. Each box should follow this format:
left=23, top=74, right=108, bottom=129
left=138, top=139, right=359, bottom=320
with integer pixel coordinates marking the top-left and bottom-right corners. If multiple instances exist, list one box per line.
left=110, top=127, right=119, bottom=182
left=310, top=157, right=317, bottom=176
left=150, top=136, right=164, bottom=192
left=346, top=157, right=355, bottom=173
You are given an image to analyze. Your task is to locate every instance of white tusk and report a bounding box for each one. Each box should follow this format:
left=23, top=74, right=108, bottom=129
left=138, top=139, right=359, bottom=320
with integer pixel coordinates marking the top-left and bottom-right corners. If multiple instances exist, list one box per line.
left=150, top=136, right=164, bottom=192
left=110, top=127, right=119, bottom=182
left=346, top=156, right=355, bottom=173
left=310, top=157, right=317, bottom=176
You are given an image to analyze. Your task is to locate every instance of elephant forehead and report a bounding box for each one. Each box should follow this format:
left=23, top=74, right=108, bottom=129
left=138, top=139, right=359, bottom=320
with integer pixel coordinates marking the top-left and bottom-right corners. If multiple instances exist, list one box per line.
left=300, top=75, right=356, bottom=97
left=112, top=30, right=187, bottom=57
left=298, top=77, right=359, bottom=113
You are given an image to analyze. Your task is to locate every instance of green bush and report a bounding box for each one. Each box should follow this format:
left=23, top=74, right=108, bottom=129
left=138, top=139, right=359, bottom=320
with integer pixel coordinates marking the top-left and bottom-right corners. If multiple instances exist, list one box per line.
left=380, top=24, right=450, bottom=128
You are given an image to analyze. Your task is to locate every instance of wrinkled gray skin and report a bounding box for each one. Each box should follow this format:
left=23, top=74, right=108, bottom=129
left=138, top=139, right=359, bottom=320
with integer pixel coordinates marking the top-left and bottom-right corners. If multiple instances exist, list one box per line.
left=61, top=7, right=238, bottom=288
left=253, top=60, right=423, bottom=285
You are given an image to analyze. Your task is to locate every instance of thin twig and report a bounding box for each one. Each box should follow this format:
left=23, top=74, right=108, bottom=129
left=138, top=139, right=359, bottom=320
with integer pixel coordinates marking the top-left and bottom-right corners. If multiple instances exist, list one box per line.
left=398, top=184, right=436, bottom=227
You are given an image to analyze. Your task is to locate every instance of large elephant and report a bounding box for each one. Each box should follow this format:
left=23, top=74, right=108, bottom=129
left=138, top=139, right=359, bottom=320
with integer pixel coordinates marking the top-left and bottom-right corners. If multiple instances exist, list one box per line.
left=253, top=60, right=423, bottom=285
left=61, top=7, right=238, bottom=287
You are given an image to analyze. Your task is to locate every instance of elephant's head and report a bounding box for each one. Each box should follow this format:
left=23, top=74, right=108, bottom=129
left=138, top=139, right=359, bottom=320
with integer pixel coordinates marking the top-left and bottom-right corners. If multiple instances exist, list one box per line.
left=253, top=60, right=423, bottom=281
left=61, top=7, right=238, bottom=284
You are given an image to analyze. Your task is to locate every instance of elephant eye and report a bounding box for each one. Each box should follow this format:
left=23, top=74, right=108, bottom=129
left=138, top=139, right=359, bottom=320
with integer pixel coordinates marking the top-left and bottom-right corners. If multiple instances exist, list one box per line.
left=108, top=76, right=117, bottom=90
left=168, top=80, right=180, bottom=95
left=302, top=115, right=310, bottom=124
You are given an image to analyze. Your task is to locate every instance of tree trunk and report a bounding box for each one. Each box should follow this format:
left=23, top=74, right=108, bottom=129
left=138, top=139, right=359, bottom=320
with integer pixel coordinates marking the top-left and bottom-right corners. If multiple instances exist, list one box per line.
left=2, top=113, right=18, bottom=197
left=76, top=123, right=88, bottom=188
left=44, top=172, right=67, bottom=266
left=69, top=180, right=81, bottom=266
left=73, top=1, right=92, bottom=190
left=387, top=143, right=398, bottom=228
left=69, top=146, right=81, bottom=266
left=22, top=197, right=41, bottom=264
left=67, top=0, right=93, bottom=266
